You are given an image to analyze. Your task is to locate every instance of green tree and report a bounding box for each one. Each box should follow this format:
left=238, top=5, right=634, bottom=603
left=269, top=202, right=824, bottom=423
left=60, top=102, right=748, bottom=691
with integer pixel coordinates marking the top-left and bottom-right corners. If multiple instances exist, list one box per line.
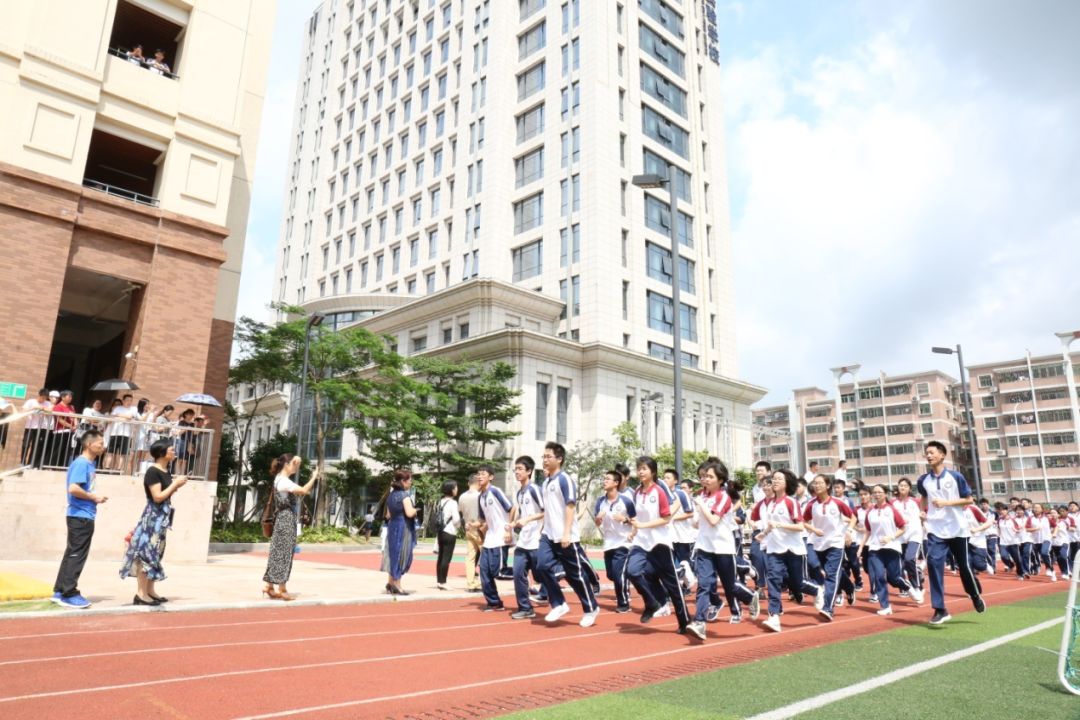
left=652, top=445, right=713, bottom=484
left=244, top=432, right=311, bottom=522
left=323, top=457, right=373, bottom=526
left=564, top=422, right=641, bottom=521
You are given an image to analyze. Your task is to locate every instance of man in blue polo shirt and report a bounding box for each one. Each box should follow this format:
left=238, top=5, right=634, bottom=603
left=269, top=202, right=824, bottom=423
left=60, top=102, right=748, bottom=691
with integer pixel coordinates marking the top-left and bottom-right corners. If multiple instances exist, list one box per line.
left=52, top=429, right=108, bottom=608
left=917, top=440, right=985, bottom=625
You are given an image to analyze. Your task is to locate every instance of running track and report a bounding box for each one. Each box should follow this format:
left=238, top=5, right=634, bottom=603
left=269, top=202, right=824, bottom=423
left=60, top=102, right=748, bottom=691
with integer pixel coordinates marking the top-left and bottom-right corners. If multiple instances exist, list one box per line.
left=0, top=574, right=1061, bottom=720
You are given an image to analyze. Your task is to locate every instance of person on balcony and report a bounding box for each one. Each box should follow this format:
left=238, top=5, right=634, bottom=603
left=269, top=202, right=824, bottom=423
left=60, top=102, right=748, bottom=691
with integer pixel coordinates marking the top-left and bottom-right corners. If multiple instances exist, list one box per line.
left=148, top=49, right=171, bottom=76
left=125, top=44, right=147, bottom=66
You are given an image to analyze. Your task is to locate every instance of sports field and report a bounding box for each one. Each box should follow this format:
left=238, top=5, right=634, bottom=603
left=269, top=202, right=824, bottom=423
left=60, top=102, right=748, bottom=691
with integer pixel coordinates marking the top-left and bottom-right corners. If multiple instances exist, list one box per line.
left=499, top=591, right=1075, bottom=720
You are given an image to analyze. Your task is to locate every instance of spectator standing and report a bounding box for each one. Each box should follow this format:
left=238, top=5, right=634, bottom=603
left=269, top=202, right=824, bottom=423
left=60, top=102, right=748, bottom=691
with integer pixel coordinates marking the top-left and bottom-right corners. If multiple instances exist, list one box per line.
left=459, top=474, right=483, bottom=592
left=834, top=460, right=848, bottom=486
left=106, top=394, right=140, bottom=473
left=434, top=480, right=461, bottom=590
left=119, top=439, right=188, bottom=605
left=262, top=454, right=316, bottom=601
left=51, top=430, right=107, bottom=608
left=125, top=44, right=146, bottom=66
left=152, top=405, right=176, bottom=444
left=802, top=461, right=819, bottom=485
left=382, top=469, right=417, bottom=595
left=173, top=409, right=196, bottom=474
left=21, top=388, right=53, bottom=468
left=0, top=396, right=13, bottom=449
left=148, top=49, right=171, bottom=75
left=50, top=390, right=78, bottom=467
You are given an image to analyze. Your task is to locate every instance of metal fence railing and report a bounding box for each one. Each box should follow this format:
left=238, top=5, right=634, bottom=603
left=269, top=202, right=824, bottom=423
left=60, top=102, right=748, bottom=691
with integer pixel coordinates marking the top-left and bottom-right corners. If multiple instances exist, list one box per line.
left=0, top=409, right=213, bottom=480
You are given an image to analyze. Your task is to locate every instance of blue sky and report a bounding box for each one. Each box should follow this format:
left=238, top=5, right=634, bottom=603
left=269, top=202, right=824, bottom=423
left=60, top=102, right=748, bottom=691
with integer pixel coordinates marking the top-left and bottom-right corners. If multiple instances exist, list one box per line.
left=238, top=0, right=1080, bottom=407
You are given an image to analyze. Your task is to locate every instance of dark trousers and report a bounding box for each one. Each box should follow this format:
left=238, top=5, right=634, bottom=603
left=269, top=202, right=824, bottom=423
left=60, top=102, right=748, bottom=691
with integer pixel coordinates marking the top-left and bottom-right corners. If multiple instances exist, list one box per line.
left=986, top=536, right=999, bottom=569
left=673, top=541, right=693, bottom=566
left=969, top=546, right=990, bottom=573
left=812, top=546, right=854, bottom=610
left=626, top=544, right=689, bottom=628
left=22, top=428, right=48, bottom=468
left=749, top=538, right=768, bottom=591
left=901, top=540, right=923, bottom=589
left=54, top=517, right=95, bottom=597
left=1001, top=543, right=1023, bottom=576
left=694, top=551, right=754, bottom=621
left=867, top=548, right=911, bottom=609
left=535, top=536, right=598, bottom=612
left=926, top=534, right=982, bottom=612
left=479, top=546, right=505, bottom=607
left=513, top=546, right=540, bottom=611
left=1037, top=541, right=1053, bottom=571
left=435, top=530, right=457, bottom=584
left=1054, top=544, right=1072, bottom=575
left=843, top=543, right=863, bottom=586
left=765, top=550, right=818, bottom=616
left=1019, top=542, right=1033, bottom=575
left=603, top=546, right=631, bottom=608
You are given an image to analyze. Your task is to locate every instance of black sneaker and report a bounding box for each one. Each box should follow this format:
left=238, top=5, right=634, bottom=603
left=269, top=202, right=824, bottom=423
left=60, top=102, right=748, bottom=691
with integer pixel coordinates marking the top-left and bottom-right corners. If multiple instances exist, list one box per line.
left=640, top=606, right=658, bottom=624
left=590, top=581, right=602, bottom=595
left=929, top=609, right=952, bottom=625
left=973, top=597, right=986, bottom=613
left=854, top=582, right=864, bottom=592
left=615, top=604, right=632, bottom=614
left=482, top=605, right=505, bottom=612
left=529, top=586, right=541, bottom=596
left=510, top=609, right=536, bottom=619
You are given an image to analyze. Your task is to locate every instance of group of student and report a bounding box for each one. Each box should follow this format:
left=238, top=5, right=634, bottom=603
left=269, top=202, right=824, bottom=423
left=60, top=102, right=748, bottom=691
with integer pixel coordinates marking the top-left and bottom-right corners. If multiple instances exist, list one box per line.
left=467, top=439, right=1067, bottom=639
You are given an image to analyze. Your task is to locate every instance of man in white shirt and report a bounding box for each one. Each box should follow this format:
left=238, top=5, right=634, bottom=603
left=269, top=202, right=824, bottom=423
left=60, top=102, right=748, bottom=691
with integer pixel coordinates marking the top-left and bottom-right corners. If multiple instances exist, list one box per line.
left=106, top=394, right=140, bottom=473
left=534, top=441, right=599, bottom=627
left=21, top=388, right=53, bottom=468
left=509, top=455, right=545, bottom=619
left=917, top=441, right=985, bottom=625
left=834, top=459, right=848, bottom=485
left=459, top=475, right=483, bottom=592
left=476, top=465, right=513, bottom=611
left=802, top=461, right=819, bottom=485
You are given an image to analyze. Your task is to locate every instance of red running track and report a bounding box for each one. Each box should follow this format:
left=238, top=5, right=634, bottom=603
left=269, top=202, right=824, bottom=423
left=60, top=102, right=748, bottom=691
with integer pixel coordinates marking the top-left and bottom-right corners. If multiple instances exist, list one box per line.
left=0, top=573, right=1061, bottom=720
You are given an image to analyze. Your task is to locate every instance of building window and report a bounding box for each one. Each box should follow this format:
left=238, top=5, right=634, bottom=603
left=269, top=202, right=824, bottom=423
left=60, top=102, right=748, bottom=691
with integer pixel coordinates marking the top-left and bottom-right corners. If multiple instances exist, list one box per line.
left=535, top=381, right=549, bottom=440
left=559, top=275, right=581, bottom=317
left=514, top=146, right=545, bottom=187
left=644, top=194, right=693, bottom=247
left=646, top=241, right=695, bottom=294
left=559, top=224, right=580, bottom=266
left=647, top=341, right=698, bottom=368
left=518, top=21, right=546, bottom=60
left=981, top=395, right=997, bottom=409
left=647, top=291, right=697, bottom=341
left=512, top=239, right=543, bottom=281
left=517, top=61, right=546, bottom=101
left=513, top=192, right=544, bottom=234
left=640, top=62, right=687, bottom=117
left=642, top=106, right=689, bottom=159
left=556, top=386, right=569, bottom=443
left=639, top=23, right=685, bottom=77
left=520, top=0, right=546, bottom=21
left=516, top=104, right=545, bottom=143
left=984, top=417, right=999, bottom=430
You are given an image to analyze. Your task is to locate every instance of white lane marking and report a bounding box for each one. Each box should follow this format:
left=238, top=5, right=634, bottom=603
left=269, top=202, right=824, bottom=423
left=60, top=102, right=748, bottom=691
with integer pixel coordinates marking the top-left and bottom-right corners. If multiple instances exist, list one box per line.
left=0, top=581, right=1050, bottom=707
left=746, top=617, right=1064, bottom=720
left=0, top=620, right=507, bottom=667
left=0, top=606, right=479, bottom=642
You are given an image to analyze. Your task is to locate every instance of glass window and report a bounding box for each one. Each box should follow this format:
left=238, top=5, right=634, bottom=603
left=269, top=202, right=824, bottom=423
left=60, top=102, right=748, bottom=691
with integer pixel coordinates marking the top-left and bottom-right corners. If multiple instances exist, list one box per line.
left=513, top=192, right=544, bottom=234
left=517, top=61, right=546, bottom=101
left=645, top=241, right=695, bottom=293
left=559, top=223, right=580, bottom=266
left=647, top=291, right=697, bottom=341
left=639, top=23, right=685, bottom=77
left=514, top=146, right=545, bottom=187
left=639, top=0, right=684, bottom=38
left=556, top=386, right=569, bottom=443
left=518, top=21, right=546, bottom=60
left=512, top=239, right=543, bottom=281
left=535, top=381, right=549, bottom=440
left=520, top=0, right=547, bottom=21
left=642, top=106, right=689, bottom=158
left=516, top=104, right=545, bottom=143
left=644, top=194, right=693, bottom=247
left=640, top=63, right=687, bottom=117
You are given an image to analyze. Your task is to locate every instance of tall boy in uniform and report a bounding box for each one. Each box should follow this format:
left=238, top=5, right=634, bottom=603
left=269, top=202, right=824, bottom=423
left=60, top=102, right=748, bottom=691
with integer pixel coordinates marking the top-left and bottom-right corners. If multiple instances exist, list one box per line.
left=509, top=455, right=545, bottom=619
left=534, top=441, right=600, bottom=627
left=594, top=470, right=636, bottom=612
left=917, top=441, right=985, bottom=625
left=476, top=465, right=513, bottom=611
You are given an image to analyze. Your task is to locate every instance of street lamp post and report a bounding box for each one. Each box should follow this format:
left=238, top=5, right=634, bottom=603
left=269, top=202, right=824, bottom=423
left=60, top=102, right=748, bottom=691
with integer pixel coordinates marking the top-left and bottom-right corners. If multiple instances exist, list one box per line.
left=1055, top=331, right=1080, bottom=474
left=831, top=364, right=861, bottom=478
left=932, top=344, right=982, bottom=496
left=633, top=167, right=684, bottom=476
left=295, top=312, right=325, bottom=526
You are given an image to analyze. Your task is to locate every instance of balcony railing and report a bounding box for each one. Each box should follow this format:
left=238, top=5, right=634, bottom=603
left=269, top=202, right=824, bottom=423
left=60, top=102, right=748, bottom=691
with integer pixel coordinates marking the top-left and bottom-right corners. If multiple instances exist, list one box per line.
left=0, top=409, right=213, bottom=481
left=83, top=178, right=160, bottom=207
left=108, top=46, right=179, bottom=80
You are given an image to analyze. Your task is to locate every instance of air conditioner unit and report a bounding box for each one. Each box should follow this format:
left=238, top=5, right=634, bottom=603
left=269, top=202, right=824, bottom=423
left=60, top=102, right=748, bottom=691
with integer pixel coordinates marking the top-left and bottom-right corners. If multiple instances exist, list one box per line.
left=996, top=450, right=1007, bottom=457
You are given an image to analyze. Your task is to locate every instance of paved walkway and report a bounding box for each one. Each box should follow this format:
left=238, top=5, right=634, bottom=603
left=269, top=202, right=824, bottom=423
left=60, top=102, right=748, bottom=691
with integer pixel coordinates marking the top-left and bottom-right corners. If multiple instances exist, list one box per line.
left=0, top=541, right=489, bottom=619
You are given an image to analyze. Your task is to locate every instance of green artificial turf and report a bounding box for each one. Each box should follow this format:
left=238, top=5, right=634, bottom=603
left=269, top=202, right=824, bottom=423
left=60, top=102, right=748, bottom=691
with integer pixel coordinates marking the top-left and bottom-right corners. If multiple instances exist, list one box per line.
left=498, top=591, right=1074, bottom=720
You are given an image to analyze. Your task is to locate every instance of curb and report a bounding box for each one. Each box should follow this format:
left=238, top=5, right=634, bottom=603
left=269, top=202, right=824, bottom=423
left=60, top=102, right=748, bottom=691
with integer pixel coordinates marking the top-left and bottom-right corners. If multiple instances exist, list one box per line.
left=0, top=589, right=482, bottom=621
left=209, top=542, right=382, bottom=554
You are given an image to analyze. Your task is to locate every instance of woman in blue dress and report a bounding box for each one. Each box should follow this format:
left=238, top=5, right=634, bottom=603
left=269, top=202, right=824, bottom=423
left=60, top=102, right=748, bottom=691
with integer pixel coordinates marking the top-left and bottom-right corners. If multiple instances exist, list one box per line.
left=382, top=468, right=417, bottom=595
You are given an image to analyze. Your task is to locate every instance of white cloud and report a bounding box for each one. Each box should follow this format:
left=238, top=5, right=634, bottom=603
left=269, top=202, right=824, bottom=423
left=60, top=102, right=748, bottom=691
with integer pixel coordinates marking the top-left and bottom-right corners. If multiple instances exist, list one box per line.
left=724, top=7, right=1080, bottom=406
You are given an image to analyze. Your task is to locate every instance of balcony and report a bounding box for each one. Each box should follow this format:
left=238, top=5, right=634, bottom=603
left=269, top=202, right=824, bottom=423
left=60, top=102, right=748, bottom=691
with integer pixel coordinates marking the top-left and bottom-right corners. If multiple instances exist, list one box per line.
left=82, top=128, right=162, bottom=207
left=108, top=0, right=185, bottom=80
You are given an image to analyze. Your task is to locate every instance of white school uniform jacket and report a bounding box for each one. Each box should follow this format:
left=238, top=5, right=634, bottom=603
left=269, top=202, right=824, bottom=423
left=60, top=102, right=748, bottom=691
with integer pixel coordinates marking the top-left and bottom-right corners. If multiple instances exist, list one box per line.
left=542, top=471, right=580, bottom=543
left=514, top=482, right=545, bottom=551
left=864, top=503, right=906, bottom=553
left=670, top=486, right=698, bottom=544
left=1031, top=515, right=1052, bottom=545
left=478, top=486, right=513, bottom=549
left=964, top=505, right=989, bottom=549
left=632, top=482, right=673, bottom=551
left=997, top=512, right=1022, bottom=545
left=694, top=491, right=738, bottom=555
left=891, top=496, right=924, bottom=543
left=803, top=496, right=855, bottom=552
left=916, top=468, right=973, bottom=539
left=751, top=496, right=806, bottom=555
left=594, top=492, right=636, bottom=551
left=1069, top=512, right=1080, bottom=542
left=1052, top=516, right=1072, bottom=547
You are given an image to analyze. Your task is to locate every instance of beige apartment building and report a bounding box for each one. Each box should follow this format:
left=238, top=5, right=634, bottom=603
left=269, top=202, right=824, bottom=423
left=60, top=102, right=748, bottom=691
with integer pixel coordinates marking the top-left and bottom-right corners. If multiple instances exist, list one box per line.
left=753, top=371, right=964, bottom=489
left=0, top=0, right=274, bottom=478
left=968, top=349, right=1080, bottom=504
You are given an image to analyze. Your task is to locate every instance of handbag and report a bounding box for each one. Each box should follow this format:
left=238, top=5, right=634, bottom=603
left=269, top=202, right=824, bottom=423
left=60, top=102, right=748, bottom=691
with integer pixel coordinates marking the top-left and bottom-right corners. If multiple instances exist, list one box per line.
left=260, top=492, right=276, bottom=538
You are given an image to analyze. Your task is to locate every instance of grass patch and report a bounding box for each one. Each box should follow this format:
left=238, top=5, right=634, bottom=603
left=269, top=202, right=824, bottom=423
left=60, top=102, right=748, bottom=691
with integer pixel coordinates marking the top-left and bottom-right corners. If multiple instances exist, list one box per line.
left=0, top=599, right=61, bottom=613
left=499, top=592, right=1071, bottom=720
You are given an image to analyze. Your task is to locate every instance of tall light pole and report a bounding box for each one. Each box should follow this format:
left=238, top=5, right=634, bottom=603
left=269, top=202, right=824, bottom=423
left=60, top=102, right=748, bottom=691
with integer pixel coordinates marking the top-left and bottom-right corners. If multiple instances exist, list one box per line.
left=633, top=167, right=684, bottom=476
left=932, top=344, right=981, bottom=496
left=295, top=311, right=325, bottom=525
left=1055, top=331, right=1080, bottom=471
left=831, top=364, right=861, bottom=478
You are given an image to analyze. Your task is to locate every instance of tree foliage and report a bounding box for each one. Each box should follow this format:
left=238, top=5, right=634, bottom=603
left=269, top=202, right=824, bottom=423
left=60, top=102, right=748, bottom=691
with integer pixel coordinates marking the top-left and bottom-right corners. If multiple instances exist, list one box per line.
left=652, top=444, right=715, bottom=485
left=564, top=422, right=641, bottom=521
left=245, top=432, right=312, bottom=521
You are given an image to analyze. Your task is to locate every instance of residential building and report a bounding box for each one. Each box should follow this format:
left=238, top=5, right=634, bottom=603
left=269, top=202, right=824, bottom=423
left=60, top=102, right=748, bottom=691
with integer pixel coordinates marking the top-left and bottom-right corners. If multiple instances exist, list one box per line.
left=0, top=0, right=275, bottom=480
left=270, top=0, right=765, bottom=478
left=967, top=351, right=1080, bottom=504
left=753, top=371, right=964, bottom=488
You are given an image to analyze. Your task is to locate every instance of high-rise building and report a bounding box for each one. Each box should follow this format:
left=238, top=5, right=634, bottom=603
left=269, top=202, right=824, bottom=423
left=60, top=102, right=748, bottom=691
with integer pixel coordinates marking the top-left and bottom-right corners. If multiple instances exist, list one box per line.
left=271, top=0, right=765, bottom=472
left=0, top=0, right=275, bottom=477
left=753, top=371, right=964, bottom=487
left=967, top=350, right=1080, bottom=504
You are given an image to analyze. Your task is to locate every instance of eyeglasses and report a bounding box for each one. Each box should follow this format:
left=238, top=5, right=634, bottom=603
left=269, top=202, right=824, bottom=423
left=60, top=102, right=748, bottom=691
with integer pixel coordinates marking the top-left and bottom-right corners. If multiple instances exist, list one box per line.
left=542, top=453, right=556, bottom=459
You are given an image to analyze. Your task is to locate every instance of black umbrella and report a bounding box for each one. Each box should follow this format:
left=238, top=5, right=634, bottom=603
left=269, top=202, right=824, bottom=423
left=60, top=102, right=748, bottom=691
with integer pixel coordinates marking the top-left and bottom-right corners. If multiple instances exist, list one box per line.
left=90, top=378, right=140, bottom=392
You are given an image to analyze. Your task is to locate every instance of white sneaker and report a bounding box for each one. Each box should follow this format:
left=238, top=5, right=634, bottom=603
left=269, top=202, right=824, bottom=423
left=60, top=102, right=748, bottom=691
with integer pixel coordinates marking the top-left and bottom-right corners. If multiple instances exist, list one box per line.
left=814, top=591, right=825, bottom=612
left=749, top=590, right=761, bottom=620
left=762, top=614, right=782, bottom=633
left=876, top=606, right=894, bottom=616
left=685, top=621, right=707, bottom=640
left=545, top=603, right=570, bottom=623
left=579, top=608, right=600, bottom=628
left=655, top=603, right=672, bottom=617
left=910, top=587, right=925, bottom=605
left=1049, top=570, right=1058, bottom=582
left=988, top=566, right=996, bottom=575
left=682, top=561, right=697, bottom=588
